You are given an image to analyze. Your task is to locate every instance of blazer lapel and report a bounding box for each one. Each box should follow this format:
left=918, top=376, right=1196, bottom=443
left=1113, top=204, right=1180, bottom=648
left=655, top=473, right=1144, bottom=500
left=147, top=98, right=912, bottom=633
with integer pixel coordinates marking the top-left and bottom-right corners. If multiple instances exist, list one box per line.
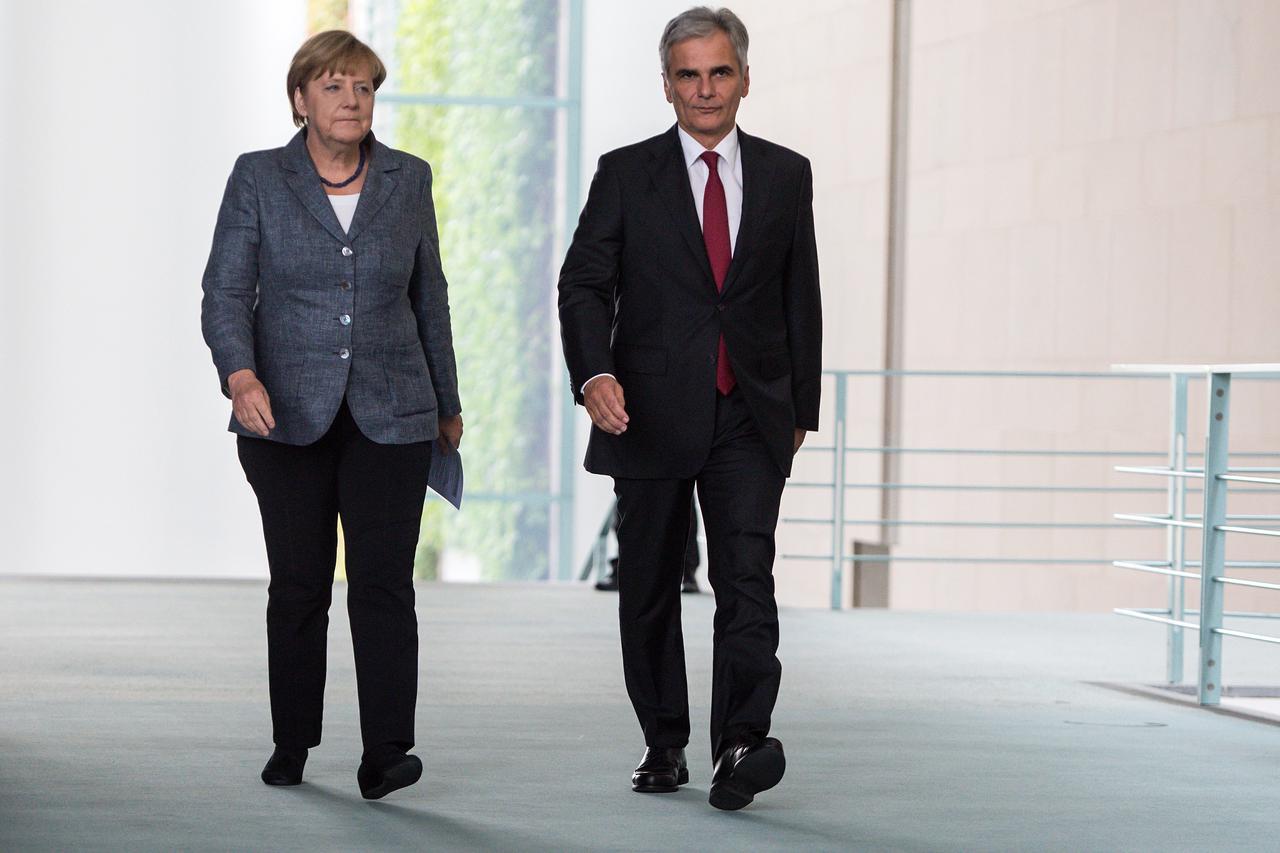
left=647, top=126, right=714, bottom=285
left=344, top=136, right=399, bottom=243
left=282, top=130, right=349, bottom=244
left=720, top=128, right=774, bottom=296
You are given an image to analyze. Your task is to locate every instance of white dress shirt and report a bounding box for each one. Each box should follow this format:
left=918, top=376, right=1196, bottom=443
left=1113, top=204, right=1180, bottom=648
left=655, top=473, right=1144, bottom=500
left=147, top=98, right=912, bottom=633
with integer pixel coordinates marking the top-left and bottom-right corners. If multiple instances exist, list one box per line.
left=582, top=126, right=744, bottom=396
left=677, top=124, right=743, bottom=254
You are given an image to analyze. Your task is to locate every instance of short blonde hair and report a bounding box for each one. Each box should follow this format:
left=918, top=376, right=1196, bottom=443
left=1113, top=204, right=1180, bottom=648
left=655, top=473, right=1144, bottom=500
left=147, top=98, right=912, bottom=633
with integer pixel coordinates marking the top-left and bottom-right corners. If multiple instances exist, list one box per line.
left=287, top=30, right=387, bottom=128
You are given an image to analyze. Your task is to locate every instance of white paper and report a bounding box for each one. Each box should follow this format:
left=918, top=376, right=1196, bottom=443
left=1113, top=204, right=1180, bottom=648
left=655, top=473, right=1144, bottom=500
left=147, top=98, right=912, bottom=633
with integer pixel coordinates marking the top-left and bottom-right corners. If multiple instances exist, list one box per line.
left=429, top=441, right=464, bottom=509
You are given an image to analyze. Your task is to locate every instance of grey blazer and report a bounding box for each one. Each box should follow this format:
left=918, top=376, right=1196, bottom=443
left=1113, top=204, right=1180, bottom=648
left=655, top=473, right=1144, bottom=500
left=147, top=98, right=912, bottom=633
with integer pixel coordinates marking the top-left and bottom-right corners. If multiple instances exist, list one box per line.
left=201, top=129, right=461, bottom=445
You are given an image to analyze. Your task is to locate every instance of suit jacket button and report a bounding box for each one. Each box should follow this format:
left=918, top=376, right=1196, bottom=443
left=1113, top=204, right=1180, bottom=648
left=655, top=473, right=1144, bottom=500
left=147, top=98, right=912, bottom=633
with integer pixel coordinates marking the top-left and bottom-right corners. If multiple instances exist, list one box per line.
left=338, top=348, right=350, bottom=359
left=717, top=304, right=726, bottom=312
left=339, top=280, right=352, bottom=290
left=341, top=246, right=353, bottom=257
left=339, top=314, right=352, bottom=326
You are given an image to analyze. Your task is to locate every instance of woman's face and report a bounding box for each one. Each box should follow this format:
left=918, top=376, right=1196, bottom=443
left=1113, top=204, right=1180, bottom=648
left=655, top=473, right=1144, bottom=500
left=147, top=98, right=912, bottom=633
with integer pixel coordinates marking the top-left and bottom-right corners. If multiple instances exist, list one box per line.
left=294, top=67, right=374, bottom=147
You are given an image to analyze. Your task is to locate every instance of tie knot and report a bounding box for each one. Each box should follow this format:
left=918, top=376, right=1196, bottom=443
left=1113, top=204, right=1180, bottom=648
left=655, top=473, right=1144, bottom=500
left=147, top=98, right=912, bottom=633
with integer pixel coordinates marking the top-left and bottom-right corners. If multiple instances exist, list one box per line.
left=700, top=150, right=719, bottom=170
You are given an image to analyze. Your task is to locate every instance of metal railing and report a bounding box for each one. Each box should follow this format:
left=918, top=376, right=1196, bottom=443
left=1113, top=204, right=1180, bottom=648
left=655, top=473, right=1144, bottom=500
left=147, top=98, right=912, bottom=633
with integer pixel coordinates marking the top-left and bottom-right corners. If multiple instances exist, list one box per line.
left=582, top=369, right=1280, bottom=625
left=777, top=369, right=1276, bottom=609
left=1111, top=364, right=1280, bottom=705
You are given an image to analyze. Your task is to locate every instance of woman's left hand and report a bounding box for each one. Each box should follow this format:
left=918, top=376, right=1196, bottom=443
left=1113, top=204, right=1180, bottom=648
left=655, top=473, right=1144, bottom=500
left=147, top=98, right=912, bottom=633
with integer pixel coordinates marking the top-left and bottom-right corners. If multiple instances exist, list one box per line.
left=438, top=415, right=463, bottom=453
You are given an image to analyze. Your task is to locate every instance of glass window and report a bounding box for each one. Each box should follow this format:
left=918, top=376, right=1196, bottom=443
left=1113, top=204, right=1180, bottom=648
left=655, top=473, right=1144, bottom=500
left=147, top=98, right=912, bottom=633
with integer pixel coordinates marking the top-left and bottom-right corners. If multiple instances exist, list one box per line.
left=351, top=0, right=578, bottom=581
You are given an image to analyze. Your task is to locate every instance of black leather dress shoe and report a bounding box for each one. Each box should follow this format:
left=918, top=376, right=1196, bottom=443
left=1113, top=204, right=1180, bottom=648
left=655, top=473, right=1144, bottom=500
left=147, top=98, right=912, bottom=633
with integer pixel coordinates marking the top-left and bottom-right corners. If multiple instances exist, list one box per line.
left=357, top=752, right=423, bottom=800
left=261, top=747, right=307, bottom=786
left=631, top=747, right=689, bottom=793
left=709, top=737, right=785, bottom=811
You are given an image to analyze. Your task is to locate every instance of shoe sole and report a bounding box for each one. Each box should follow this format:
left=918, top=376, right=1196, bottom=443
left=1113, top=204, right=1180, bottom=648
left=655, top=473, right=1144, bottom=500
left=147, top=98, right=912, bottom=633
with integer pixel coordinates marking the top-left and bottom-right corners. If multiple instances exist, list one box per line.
left=708, top=749, right=785, bottom=811
left=360, top=757, right=423, bottom=800
left=632, top=768, right=690, bottom=793
left=261, top=774, right=302, bottom=787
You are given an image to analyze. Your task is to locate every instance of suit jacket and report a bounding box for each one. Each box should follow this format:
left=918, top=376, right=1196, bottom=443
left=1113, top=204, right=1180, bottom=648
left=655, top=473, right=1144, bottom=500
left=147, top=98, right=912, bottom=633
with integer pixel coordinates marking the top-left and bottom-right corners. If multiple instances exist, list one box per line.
left=558, top=125, right=821, bottom=478
left=201, top=129, right=461, bottom=446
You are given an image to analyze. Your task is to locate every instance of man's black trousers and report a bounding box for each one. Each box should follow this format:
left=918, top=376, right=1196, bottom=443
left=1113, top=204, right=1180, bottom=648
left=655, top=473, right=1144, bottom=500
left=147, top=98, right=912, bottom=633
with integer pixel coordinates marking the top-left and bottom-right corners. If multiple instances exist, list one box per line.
left=613, top=387, right=786, bottom=759
left=236, top=399, right=431, bottom=761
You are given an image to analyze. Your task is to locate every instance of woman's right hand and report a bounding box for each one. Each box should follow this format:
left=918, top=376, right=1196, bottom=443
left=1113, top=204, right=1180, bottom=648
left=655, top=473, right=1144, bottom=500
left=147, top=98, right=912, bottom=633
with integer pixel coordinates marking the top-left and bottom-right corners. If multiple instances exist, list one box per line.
left=228, top=369, right=276, bottom=437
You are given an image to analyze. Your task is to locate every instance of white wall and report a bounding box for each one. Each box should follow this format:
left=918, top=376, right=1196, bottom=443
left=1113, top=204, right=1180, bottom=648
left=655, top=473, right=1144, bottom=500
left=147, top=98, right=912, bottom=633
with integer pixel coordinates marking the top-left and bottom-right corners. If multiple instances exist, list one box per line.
left=577, top=0, right=1280, bottom=613
left=1, top=0, right=306, bottom=577
left=569, top=0, right=693, bottom=570
left=0, top=7, right=14, bottom=509
left=892, top=0, right=1280, bottom=611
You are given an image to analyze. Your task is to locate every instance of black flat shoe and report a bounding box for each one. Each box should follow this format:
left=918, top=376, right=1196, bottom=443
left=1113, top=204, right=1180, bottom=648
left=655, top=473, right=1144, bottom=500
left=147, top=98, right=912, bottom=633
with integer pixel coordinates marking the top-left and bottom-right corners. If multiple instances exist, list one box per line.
left=357, top=753, right=423, bottom=800
left=709, top=737, right=785, bottom=811
left=261, top=747, right=307, bottom=786
left=631, top=746, right=689, bottom=793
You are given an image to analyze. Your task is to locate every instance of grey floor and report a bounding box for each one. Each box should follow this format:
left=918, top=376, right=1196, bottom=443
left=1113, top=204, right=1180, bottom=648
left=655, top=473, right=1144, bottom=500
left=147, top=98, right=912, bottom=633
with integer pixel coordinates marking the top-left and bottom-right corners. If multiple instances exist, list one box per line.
left=2, top=579, right=1279, bottom=852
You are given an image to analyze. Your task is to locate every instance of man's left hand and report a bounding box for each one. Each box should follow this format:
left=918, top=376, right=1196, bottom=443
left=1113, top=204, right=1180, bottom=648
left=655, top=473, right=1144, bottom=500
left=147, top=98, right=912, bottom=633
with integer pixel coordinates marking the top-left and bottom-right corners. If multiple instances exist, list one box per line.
left=793, top=428, right=807, bottom=454
left=439, top=414, right=464, bottom=453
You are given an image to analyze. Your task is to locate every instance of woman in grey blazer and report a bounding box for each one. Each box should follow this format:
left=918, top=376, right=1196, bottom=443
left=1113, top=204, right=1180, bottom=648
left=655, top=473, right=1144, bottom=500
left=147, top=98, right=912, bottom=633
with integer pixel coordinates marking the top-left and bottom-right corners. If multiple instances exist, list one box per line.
left=200, top=30, right=462, bottom=800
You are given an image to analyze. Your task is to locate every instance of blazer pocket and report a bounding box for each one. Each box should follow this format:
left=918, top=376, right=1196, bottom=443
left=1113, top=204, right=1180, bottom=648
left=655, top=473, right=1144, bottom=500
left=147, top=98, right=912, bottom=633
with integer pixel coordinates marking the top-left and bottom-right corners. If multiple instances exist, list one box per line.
left=615, top=345, right=668, bottom=375
left=387, top=354, right=438, bottom=416
left=757, top=347, right=791, bottom=379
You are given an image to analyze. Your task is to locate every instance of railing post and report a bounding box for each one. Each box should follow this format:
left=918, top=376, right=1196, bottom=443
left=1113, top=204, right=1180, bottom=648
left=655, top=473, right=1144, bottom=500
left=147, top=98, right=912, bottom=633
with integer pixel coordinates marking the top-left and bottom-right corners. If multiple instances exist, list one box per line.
left=830, top=373, right=848, bottom=610
left=1197, top=372, right=1231, bottom=705
left=1166, top=374, right=1189, bottom=684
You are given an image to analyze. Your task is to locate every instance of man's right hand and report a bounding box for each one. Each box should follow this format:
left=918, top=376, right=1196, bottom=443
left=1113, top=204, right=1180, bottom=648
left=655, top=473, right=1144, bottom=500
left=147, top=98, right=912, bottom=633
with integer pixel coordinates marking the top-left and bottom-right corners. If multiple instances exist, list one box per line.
left=583, top=375, right=629, bottom=435
left=228, top=369, right=275, bottom=437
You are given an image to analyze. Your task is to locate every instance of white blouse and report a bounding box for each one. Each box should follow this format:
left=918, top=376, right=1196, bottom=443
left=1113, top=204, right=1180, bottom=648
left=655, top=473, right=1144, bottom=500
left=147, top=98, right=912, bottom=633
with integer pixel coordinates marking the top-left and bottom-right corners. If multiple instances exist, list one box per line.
left=328, top=193, right=360, bottom=234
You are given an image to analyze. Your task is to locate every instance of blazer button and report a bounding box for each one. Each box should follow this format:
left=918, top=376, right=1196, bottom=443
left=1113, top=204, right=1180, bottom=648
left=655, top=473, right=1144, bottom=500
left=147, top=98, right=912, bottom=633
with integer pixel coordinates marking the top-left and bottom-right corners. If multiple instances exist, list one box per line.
left=717, top=304, right=726, bottom=312
left=341, top=246, right=353, bottom=257
left=338, top=348, right=350, bottom=359
left=339, top=280, right=352, bottom=290
left=339, top=314, right=352, bottom=326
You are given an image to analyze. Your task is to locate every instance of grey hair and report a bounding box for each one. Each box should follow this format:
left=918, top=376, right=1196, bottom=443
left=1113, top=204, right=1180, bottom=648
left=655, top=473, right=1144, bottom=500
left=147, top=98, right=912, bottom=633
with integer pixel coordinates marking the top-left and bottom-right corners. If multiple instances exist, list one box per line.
left=659, top=7, right=749, bottom=77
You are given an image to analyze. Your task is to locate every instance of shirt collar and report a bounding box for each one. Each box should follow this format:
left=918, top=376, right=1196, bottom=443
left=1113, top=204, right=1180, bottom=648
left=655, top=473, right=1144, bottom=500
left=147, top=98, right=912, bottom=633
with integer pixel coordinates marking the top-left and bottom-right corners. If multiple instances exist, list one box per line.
left=677, top=124, right=740, bottom=172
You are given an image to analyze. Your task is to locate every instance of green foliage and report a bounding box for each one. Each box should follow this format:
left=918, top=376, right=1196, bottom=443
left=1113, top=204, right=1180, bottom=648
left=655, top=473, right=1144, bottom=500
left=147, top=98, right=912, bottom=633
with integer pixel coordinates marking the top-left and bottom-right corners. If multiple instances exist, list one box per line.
left=395, top=0, right=559, bottom=580
left=413, top=501, right=445, bottom=580
left=308, top=0, right=349, bottom=33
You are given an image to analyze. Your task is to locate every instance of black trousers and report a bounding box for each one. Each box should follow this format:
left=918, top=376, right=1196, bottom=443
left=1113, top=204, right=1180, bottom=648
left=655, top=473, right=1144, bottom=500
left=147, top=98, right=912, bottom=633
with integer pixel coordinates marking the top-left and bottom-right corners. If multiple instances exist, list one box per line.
left=610, top=500, right=699, bottom=576
left=237, top=399, right=431, bottom=760
left=613, top=388, right=786, bottom=758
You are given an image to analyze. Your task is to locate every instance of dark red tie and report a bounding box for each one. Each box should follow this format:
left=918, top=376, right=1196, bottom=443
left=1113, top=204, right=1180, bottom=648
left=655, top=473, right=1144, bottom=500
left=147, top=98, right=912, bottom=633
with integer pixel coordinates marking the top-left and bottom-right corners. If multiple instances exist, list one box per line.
left=701, top=150, right=736, bottom=396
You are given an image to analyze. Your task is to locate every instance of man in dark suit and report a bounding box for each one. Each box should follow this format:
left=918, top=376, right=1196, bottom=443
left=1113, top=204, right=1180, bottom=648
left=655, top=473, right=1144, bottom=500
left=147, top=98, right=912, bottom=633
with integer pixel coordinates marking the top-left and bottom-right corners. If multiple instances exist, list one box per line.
left=557, top=6, right=821, bottom=811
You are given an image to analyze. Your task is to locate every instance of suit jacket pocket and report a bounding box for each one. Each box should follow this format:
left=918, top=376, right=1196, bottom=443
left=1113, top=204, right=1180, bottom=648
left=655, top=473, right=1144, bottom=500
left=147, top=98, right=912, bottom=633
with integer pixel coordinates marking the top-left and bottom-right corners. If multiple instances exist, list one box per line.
left=615, top=345, right=668, bottom=375
left=387, top=349, right=438, bottom=416
left=757, top=347, right=791, bottom=379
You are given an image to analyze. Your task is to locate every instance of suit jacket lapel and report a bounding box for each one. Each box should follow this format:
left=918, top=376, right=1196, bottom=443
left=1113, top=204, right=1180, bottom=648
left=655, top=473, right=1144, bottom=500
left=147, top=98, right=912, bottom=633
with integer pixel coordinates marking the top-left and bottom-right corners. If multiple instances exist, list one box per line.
left=344, top=137, right=399, bottom=243
left=720, top=128, right=774, bottom=296
left=281, top=129, right=399, bottom=245
left=647, top=126, right=714, bottom=285
left=281, top=130, right=349, bottom=244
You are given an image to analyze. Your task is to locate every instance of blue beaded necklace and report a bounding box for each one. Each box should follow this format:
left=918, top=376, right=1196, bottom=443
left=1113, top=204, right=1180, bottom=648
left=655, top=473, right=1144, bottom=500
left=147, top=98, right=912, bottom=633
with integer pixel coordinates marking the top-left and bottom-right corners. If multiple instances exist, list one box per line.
left=319, top=144, right=366, bottom=188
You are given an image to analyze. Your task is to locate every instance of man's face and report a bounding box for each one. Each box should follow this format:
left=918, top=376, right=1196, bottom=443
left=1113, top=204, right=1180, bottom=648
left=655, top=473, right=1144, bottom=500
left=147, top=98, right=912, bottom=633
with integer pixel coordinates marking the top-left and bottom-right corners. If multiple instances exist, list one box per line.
left=663, top=30, right=749, bottom=148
